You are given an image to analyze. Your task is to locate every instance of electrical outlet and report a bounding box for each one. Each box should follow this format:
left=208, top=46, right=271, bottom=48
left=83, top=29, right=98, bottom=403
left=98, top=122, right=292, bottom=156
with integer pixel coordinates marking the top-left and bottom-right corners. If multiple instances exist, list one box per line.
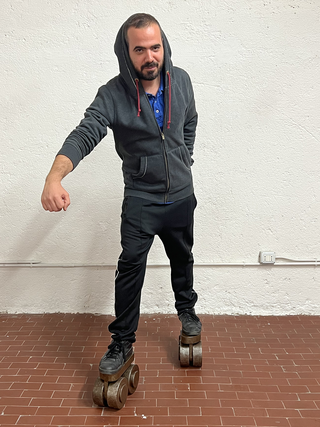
left=259, top=251, right=276, bottom=264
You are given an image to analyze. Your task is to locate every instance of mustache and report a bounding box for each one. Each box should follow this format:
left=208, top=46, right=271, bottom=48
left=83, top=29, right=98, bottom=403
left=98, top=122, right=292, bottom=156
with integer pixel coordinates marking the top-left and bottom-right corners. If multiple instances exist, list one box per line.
left=141, top=62, right=158, bottom=70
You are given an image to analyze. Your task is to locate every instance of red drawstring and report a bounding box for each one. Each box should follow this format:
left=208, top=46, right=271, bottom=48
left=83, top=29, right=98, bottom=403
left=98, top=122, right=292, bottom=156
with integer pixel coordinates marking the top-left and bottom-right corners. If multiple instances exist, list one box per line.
left=167, top=71, right=171, bottom=129
left=135, top=78, right=141, bottom=117
left=135, top=73, right=171, bottom=128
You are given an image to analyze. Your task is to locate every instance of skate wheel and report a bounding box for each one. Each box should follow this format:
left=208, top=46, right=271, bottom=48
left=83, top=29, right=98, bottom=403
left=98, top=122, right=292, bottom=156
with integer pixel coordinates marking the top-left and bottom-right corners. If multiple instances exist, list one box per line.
left=106, top=376, right=128, bottom=409
left=123, top=364, right=139, bottom=394
left=192, top=341, right=202, bottom=367
left=179, top=341, right=190, bottom=367
left=92, top=377, right=106, bottom=407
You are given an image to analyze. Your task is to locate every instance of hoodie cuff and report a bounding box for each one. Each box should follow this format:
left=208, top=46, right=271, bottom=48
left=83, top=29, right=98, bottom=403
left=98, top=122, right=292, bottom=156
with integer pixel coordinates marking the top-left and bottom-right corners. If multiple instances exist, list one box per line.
left=56, top=142, right=83, bottom=170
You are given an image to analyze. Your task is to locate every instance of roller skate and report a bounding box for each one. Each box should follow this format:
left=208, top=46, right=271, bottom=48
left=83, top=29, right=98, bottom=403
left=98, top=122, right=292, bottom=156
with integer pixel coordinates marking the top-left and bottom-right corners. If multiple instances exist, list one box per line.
left=92, top=340, right=139, bottom=409
left=178, top=309, right=202, bottom=367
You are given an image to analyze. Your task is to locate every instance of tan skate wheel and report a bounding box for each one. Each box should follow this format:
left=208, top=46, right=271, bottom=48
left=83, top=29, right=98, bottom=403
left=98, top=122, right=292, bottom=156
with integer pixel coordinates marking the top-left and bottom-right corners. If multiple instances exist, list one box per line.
left=106, top=376, right=128, bottom=409
left=92, top=377, right=106, bottom=407
left=123, top=364, right=139, bottom=394
left=179, top=341, right=190, bottom=367
left=192, top=341, right=202, bottom=367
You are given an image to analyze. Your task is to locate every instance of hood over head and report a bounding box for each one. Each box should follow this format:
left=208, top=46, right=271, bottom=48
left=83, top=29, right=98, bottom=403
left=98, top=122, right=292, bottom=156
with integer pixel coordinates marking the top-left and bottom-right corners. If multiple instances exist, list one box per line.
left=114, top=18, right=173, bottom=97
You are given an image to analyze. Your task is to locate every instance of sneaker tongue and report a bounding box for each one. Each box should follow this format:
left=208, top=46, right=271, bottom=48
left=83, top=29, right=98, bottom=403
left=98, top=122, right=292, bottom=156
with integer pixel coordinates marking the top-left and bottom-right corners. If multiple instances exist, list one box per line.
left=184, top=312, right=194, bottom=321
left=107, top=342, right=123, bottom=358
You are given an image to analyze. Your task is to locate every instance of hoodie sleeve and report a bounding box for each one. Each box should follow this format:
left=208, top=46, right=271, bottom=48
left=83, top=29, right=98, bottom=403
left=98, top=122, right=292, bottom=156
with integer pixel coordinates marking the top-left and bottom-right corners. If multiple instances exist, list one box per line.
left=183, top=75, right=198, bottom=161
left=57, top=85, right=114, bottom=169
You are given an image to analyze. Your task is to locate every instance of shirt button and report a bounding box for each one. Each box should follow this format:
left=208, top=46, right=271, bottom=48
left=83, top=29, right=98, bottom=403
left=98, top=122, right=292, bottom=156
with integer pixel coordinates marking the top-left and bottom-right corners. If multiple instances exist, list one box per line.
left=156, top=110, right=159, bottom=113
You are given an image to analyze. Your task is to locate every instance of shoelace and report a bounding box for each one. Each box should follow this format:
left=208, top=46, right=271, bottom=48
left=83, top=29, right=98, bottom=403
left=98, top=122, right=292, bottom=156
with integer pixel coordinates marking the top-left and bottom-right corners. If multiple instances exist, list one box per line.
left=104, top=341, right=124, bottom=361
left=181, top=311, right=199, bottom=323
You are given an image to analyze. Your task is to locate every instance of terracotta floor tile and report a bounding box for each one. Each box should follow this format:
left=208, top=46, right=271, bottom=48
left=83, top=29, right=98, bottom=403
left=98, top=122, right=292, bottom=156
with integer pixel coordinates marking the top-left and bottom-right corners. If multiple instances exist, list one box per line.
left=233, top=407, right=267, bottom=417
left=255, top=416, right=291, bottom=426
left=84, top=415, right=121, bottom=425
left=201, top=407, right=234, bottom=416
left=221, top=416, right=256, bottom=426
left=16, top=415, right=53, bottom=425
left=187, top=415, right=222, bottom=425
left=36, top=406, right=70, bottom=416
left=169, top=406, right=201, bottom=416
left=268, top=408, right=301, bottom=418
left=152, top=415, right=187, bottom=425
left=1, top=314, right=320, bottom=426
left=52, top=415, right=87, bottom=425
left=0, top=414, right=20, bottom=425
left=3, top=406, right=37, bottom=416
left=289, top=418, right=320, bottom=427
left=135, top=406, right=168, bottom=416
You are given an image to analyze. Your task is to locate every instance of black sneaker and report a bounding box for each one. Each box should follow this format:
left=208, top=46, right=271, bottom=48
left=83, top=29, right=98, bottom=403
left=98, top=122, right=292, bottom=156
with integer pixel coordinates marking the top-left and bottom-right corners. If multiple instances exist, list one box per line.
left=99, top=340, right=133, bottom=375
left=179, top=309, right=202, bottom=336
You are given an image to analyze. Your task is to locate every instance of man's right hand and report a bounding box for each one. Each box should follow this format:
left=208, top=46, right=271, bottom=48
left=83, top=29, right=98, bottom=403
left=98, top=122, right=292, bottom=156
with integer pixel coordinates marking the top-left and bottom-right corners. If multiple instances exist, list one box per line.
left=41, top=180, right=70, bottom=212
left=41, top=155, right=73, bottom=212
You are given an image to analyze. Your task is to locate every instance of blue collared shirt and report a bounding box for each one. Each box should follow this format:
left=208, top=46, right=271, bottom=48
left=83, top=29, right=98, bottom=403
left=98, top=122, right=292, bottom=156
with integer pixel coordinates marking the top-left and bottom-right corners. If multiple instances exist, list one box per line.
left=146, top=73, right=164, bottom=129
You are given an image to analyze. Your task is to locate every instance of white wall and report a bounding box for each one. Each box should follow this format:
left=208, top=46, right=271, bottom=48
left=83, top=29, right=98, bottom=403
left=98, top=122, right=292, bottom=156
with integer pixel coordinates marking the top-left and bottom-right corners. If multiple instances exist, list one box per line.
left=1, top=0, right=320, bottom=315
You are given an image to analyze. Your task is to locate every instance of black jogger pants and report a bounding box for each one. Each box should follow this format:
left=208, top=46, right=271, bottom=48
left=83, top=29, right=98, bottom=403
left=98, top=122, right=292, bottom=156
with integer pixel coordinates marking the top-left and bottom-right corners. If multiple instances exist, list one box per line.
left=108, top=193, right=198, bottom=343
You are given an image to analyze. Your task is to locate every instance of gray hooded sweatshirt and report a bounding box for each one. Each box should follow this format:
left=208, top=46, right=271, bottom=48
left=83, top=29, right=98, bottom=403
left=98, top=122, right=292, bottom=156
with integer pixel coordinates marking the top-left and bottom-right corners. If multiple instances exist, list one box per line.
left=57, top=22, right=198, bottom=203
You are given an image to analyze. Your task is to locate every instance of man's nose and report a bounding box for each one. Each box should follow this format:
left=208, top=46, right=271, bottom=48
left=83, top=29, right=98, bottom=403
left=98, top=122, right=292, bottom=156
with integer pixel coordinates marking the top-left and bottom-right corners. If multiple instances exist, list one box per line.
left=145, top=49, right=153, bottom=62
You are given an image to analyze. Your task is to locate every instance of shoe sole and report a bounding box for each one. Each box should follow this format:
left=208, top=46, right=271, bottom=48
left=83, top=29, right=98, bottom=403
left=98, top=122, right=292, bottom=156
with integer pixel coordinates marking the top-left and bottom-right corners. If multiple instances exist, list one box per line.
left=99, top=353, right=134, bottom=382
left=180, top=332, right=201, bottom=344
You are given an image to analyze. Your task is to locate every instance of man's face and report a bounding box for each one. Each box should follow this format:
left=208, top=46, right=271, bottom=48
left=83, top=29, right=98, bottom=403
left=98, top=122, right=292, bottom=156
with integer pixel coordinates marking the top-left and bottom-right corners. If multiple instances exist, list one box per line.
left=127, top=24, right=164, bottom=81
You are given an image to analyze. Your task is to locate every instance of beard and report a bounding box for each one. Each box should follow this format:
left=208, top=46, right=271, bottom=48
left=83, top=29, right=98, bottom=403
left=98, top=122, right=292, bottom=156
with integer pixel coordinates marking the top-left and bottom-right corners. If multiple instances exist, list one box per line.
left=135, top=61, right=163, bottom=81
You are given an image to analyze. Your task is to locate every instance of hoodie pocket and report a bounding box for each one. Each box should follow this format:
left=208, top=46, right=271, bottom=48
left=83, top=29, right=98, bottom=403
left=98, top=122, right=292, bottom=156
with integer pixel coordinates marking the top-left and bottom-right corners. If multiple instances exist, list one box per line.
left=178, top=145, right=192, bottom=169
left=129, top=154, right=167, bottom=191
left=166, top=146, right=192, bottom=192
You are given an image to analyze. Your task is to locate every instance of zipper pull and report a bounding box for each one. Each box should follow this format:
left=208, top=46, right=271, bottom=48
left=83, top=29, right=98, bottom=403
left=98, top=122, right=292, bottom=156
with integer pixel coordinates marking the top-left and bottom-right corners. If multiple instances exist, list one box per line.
left=161, top=132, right=165, bottom=140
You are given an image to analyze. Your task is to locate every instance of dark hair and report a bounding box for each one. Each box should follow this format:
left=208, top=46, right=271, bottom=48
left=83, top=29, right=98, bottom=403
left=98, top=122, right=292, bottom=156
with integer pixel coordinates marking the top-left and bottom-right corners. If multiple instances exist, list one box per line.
left=123, top=13, right=160, bottom=43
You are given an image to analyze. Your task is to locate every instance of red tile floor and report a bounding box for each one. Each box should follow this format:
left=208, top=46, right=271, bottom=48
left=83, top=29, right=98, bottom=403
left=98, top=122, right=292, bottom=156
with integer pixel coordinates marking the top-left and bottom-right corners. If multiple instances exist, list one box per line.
left=1, top=314, right=320, bottom=426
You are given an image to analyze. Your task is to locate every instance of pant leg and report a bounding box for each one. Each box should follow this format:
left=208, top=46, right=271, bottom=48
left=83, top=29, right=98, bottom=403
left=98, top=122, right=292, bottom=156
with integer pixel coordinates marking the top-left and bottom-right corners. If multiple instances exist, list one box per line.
left=158, top=194, right=198, bottom=314
left=108, top=197, right=155, bottom=343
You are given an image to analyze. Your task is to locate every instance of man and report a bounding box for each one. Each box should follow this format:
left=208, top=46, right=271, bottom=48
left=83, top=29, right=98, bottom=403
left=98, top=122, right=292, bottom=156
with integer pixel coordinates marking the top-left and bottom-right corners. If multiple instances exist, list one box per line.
left=41, top=13, right=201, bottom=375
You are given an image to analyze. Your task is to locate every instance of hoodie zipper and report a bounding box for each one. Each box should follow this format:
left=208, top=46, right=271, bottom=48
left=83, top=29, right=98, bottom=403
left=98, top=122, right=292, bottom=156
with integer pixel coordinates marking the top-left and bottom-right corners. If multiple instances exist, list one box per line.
left=141, top=86, right=170, bottom=202
left=161, top=131, right=170, bottom=203
left=152, top=99, right=170, bottom=201
left=134, top=76, right=170, bottom=203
